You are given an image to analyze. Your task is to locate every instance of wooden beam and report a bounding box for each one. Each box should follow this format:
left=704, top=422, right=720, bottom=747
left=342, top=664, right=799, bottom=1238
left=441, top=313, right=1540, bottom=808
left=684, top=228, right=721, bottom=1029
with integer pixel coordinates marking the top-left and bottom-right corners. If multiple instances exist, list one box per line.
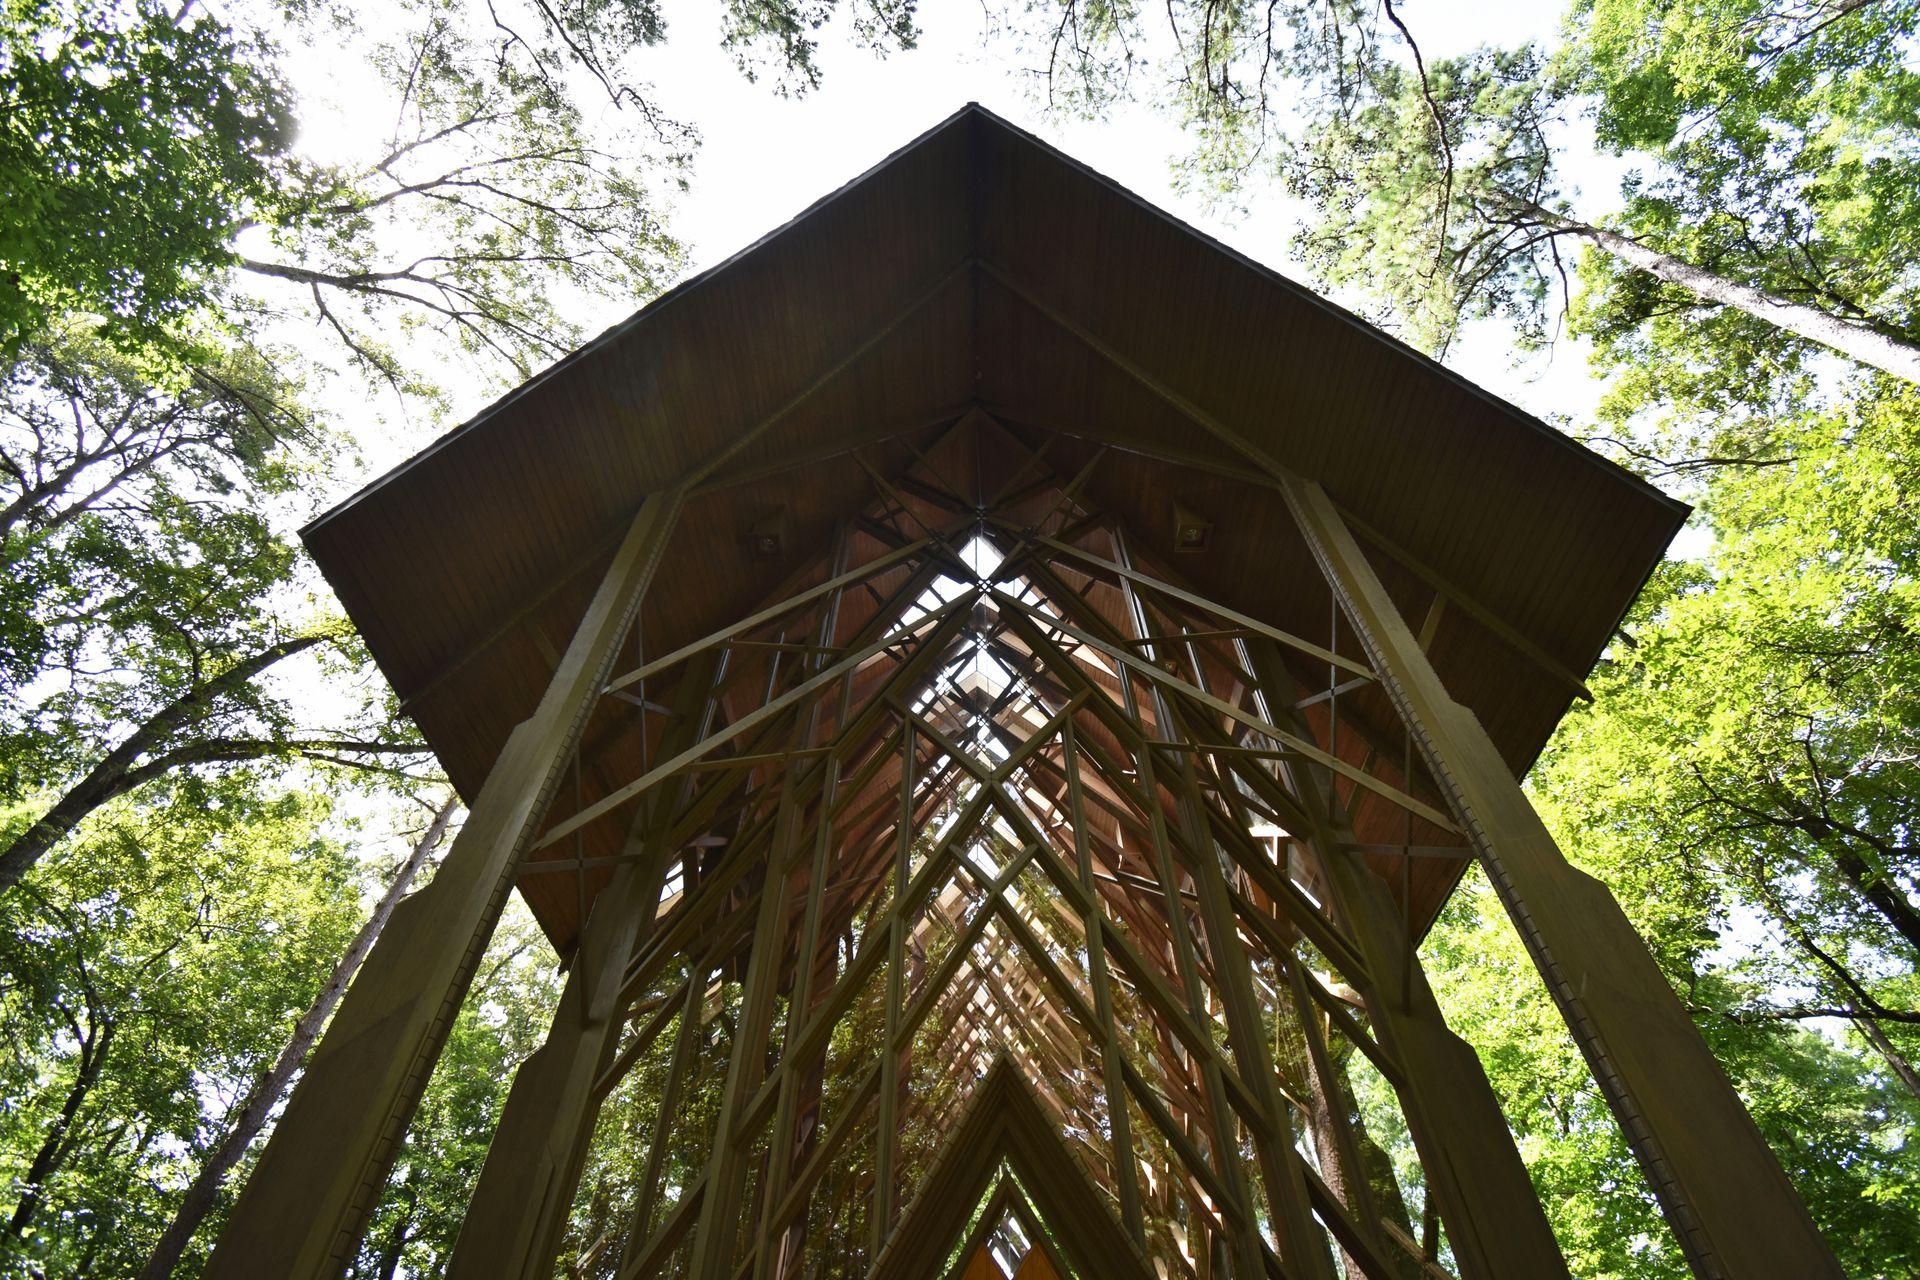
left=206, top=488, right=686, bottom=1280
left=605, top=537, right=933, bottom=695
left=991, top=587, right=1456, bottom=833
left=997, top=523, right=1369, bottom=681
left=1062, top=723, right=1146, bottom=1246
left=979, top=262, right=1595, bottom=701
left=541, top=595, right=971, bottom=851
left=682, top=258, right=972, bottom=488
left=869, top=724, right=916, bottom=1257
left=448, top=648, right=727, bottom=1280
left=1110, top=527, right=1337, bottom=1280
left=1283, top=473, right=1841, bottom=1280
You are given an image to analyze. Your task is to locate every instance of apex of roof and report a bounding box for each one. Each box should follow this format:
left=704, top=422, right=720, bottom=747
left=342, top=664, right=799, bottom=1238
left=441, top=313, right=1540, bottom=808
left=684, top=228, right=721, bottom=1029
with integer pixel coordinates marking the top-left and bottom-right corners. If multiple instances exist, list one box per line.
left=308, top=101, right=1677, bottom=542
left=299, top=106, right=1684, bottom=947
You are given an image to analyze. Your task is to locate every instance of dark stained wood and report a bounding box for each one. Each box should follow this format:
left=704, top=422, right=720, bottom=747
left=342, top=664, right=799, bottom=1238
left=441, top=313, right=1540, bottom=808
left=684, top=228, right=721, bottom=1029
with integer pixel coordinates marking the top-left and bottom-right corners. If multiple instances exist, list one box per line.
left=236, top=116, right=1842, bottom=1280
left=300, top=105, right=1684, bottom=950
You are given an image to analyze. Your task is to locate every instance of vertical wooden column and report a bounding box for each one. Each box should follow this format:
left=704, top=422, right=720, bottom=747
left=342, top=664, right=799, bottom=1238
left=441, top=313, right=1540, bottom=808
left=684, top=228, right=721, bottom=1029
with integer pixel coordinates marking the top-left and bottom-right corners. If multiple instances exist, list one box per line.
left=1060, top=723, right=1146, bottom=1247
left=1101, top=529, right=1566, bottom=1277
left=684, top=733, right=826, bottom=1280
left=756, top=722, right=851, bottom=1274
left=1100, top=664, right=1270, bottom=1270
left=1281, top=474, right=1842, bottom=1280
left=617, top=956, right=711, bottom=1275
left=869, top=723, right=915, bottom=1258
left=1111, top=530, right=1333, bottom=1280
left=205, top=489, right=685, bottom=1280
left=446, top=649, right=725, bottom=1280
left=681, top=864, right=784, bottom=1278
left=1243, top=634, right=1569, bottom=1280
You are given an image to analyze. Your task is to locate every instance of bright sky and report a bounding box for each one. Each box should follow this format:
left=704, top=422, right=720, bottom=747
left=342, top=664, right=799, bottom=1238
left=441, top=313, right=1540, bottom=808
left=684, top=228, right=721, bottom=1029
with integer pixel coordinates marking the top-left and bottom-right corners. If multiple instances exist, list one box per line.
left=639, top=0, right=1616, bottom=427
left=276, top=0, right=1635, bottom=504
left=250, top=0, right=1733, bottom=965
left=644, top=0, right=1573, bottom=278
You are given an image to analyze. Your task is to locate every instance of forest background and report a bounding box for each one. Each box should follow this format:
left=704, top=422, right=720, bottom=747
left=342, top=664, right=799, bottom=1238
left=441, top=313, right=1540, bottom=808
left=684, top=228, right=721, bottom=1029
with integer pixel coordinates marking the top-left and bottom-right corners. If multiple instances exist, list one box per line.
left=2, top=0, right=1918, bottom=1276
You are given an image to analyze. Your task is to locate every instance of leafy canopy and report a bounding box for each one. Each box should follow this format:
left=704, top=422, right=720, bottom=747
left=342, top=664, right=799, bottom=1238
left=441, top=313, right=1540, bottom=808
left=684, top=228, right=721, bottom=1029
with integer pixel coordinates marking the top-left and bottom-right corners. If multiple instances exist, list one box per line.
left=0, top=0, right=296, bottom=365
left=0, top=779, right=365, bottom=1274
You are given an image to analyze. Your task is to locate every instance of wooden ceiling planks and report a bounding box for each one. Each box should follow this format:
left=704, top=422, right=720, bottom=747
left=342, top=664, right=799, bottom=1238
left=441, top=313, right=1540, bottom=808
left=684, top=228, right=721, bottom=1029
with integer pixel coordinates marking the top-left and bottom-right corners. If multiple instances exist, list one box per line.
left=302, top=104, right=1684, bottom=950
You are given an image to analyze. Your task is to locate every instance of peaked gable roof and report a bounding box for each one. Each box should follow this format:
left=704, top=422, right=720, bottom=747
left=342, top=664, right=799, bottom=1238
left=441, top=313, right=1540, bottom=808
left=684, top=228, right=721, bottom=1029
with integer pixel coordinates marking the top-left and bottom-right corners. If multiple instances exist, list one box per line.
left=302, top=105, right=1684, bottom=945
left=868, top=1057, right=1155, bottom=1280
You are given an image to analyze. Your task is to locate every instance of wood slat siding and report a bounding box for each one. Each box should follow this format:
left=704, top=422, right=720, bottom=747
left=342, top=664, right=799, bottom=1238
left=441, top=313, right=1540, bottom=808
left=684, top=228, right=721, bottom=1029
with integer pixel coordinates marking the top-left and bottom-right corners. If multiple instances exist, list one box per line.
left=302, top=106, right=1685, bottom=948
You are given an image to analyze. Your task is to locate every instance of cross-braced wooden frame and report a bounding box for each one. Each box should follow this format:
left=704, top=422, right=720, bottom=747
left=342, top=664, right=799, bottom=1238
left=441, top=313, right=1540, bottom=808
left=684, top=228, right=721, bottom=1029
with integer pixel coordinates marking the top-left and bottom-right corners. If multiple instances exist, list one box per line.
left=210, top=416, right=1839, bottom=1280
left=208, top=107, right=1841, bottom=1280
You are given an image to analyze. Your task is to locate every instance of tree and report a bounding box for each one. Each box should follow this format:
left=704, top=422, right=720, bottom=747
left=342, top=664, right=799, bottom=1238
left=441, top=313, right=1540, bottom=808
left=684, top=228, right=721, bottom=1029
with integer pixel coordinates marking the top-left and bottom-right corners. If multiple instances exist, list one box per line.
left=231, top=0, right=928, bottom=385
left=1012, top=0, right=1920, bottom=379
left=0, top=0, right=935, bottom=905
left=1568, top=0, right=1920, bottom=400
left=1533, top=375, right=1920, bottom=1091
left=136, top=791, right=460, bottom=1280
left=0, top=780, right=368, bottom=1275
left=221, top=0, right=691, bottom=391
left=717, top=0, right=919, bottom=93
left=0, top=331, right=301, bottom=557
left=0, top=0, right=295, bottom=363
left=0, top=333, right=428, bottom=896
left=1289, top=0, right=1920, bottom=378
left=5, top=0, right=926, bottom=391
left=1357, top=373, right=1920, bottom=1272
left=1419, top=858, right=1920, bottom=1279
left=2, top=0, right=692, bottom=386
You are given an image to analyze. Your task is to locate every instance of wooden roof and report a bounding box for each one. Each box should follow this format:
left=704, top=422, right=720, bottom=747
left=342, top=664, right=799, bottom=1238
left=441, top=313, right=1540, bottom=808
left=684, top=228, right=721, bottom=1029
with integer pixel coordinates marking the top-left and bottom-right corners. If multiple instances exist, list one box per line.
left=303, top=105, right=1685, bottom=950
left=868, top=1056, right=1154, bottom=1280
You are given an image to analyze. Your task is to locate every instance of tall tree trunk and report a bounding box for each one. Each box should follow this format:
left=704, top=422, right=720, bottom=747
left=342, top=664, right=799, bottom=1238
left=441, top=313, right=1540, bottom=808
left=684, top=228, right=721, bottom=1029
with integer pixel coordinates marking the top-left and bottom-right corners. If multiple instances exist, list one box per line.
left=369, top=1170, right=423, bottom=1280
left=1506, top=196, right=1920, bottom=383
left=1850, top=1005, right=1920, bottom=1101
left=1305, top=1077, right=1365, bottom=1280
left=1751, top=876, right=1920, bottom=1102
left=4, top=1019, right=114, bottom=1246
left=135, top=795, right=459, bottom=1280
left=0, top=634, right=329, bottom=894
left=1830, top=841, right=1920, bottom=957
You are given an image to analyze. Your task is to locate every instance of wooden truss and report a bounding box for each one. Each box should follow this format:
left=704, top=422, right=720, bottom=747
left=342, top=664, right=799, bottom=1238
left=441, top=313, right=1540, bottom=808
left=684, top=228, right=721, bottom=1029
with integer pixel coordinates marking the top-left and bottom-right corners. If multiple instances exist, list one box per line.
left=208, top=417, right=1841, bottom=1280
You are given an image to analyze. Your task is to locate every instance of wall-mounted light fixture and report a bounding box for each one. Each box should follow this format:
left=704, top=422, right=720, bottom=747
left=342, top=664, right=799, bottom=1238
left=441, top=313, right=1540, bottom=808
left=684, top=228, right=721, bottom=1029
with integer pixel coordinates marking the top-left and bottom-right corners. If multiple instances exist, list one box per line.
left=1173, top=501, right=1212, bottom=552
